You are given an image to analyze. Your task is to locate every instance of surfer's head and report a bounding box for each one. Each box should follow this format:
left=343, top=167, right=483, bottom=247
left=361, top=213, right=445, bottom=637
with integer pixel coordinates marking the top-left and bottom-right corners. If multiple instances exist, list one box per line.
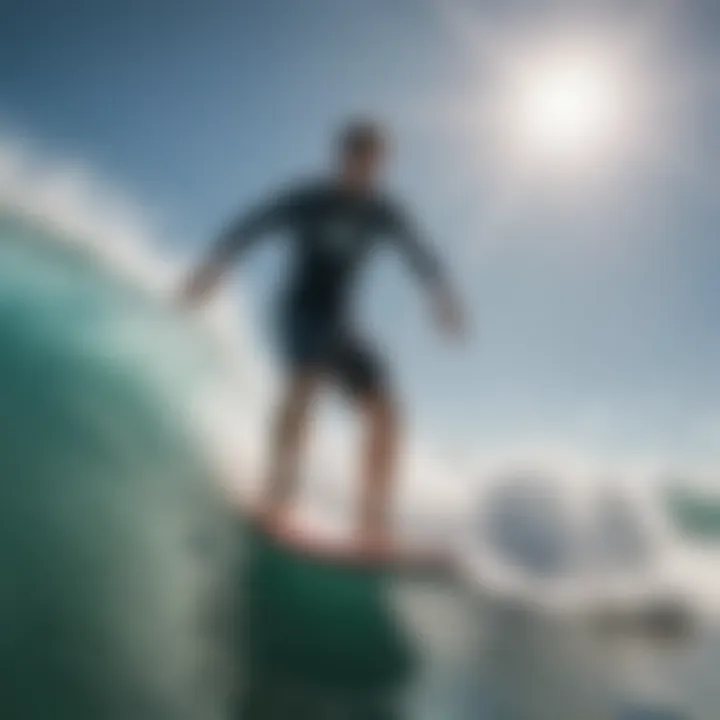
left=337, top=119, right=388, bottom=192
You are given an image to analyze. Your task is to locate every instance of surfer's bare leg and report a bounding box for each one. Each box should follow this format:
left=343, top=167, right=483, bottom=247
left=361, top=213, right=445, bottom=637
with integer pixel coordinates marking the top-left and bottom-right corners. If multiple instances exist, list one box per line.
left=262, top=371, right=318, bottom=526
left=359, top=391, right=399, bottom=548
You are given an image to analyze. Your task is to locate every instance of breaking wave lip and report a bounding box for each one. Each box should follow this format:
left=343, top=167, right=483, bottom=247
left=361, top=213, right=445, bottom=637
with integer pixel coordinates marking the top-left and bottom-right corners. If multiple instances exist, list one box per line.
left=1, top=136, right=716, bottom=619
left=0, top=137, right=272, bottom=502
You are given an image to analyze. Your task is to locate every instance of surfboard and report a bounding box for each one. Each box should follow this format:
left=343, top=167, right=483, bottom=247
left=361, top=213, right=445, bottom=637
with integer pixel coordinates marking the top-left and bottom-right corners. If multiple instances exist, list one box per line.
left=244, top=506, right=455, bottom=578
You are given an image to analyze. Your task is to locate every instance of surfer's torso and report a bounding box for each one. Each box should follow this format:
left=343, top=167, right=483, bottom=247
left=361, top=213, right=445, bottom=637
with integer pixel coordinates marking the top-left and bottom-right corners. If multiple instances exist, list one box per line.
left=233, top=179, right=440, bottom=323
left=283, top=181, right=397, bottom=320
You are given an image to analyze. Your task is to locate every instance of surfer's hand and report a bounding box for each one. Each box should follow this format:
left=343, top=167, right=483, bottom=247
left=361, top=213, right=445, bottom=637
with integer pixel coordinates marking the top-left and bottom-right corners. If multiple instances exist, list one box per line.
left=434, top=286, right=466, bottom=341
left=175, top=287, right=201, bottom=313
left=175, top=287, right=194, bottom=310
left=176, top=262, right=221, bottom=310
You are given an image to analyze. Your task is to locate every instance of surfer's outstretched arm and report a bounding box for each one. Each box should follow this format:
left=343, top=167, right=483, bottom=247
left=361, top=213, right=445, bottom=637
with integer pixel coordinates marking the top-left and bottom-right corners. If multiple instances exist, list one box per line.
left=387, top=206, right=467, bottom=338
left=180, top=194, right=290, bottom=304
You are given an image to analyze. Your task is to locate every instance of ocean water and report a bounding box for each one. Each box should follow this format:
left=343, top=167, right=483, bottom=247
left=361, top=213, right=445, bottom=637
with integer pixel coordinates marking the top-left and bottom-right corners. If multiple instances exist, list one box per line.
left=0, top=213, right=236, bottom=719
left=0, top=202, right=718, bottom=720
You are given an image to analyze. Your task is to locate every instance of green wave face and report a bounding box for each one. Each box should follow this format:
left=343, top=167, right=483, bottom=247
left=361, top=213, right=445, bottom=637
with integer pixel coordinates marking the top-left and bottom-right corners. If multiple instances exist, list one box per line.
left=0, top=215, right=235, bottom=720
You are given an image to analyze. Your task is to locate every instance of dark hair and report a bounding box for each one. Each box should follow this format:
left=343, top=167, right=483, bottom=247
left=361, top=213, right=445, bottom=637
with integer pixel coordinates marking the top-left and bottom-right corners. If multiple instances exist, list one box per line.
left=338, top=119, right=386, bottom=157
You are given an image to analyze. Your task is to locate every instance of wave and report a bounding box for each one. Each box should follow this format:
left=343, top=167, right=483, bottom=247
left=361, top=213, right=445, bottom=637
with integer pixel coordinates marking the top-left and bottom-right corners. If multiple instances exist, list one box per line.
left=0, top=137, right=716, bottom=629
left=0, top=170, right=241, bottom=715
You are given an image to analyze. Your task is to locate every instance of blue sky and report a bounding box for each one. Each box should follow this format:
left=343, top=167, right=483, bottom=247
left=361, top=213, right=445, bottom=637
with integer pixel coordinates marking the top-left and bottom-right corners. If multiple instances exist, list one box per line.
left=2, top=0, right=720, bottom=473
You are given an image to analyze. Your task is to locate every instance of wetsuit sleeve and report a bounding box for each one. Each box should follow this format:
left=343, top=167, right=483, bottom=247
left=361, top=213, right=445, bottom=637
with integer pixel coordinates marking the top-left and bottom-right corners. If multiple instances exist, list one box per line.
left=382, top=200, right=467, bottom=336
left=210, top=190, right=296, bottom=265
left=181, top=190, right=296, bottom=303
left=383, top=202, right=444, bottom=289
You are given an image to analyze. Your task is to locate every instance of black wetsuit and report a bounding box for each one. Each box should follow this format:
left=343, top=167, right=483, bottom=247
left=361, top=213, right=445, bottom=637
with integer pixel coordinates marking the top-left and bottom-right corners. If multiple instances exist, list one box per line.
left=214, top=179, right=443, bottom=395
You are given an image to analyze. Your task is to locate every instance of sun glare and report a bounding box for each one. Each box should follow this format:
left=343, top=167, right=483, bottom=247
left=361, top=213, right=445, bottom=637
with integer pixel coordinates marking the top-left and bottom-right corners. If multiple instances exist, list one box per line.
left=517, top=59, right=622, bottom=155
left=496, top=41, right=638, bottom=172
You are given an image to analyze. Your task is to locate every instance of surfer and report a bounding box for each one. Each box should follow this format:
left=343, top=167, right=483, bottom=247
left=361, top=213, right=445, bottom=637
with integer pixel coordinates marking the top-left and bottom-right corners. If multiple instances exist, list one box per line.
left=181, top=120, right=465, bottom=553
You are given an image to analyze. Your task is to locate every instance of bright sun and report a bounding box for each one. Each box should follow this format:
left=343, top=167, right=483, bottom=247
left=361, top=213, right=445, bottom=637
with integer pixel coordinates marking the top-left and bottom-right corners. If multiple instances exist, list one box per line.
left=499, top=42, right=634, bottom=169
left=517, top=60, right=621, bottom=154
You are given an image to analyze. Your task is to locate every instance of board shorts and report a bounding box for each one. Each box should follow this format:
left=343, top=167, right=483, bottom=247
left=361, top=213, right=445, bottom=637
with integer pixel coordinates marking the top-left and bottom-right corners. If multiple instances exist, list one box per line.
left=278, top=307, right=387, bottom=398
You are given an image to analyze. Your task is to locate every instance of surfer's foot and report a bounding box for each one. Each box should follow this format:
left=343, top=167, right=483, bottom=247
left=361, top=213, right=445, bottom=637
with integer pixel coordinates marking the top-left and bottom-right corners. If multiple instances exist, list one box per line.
left=248, top=500, right=288, bottom=534
left=356, top=529, right=396, bottom=560
left=263, top=507, right=290, bottom=535
left=253, top=503, right=320, bottom=548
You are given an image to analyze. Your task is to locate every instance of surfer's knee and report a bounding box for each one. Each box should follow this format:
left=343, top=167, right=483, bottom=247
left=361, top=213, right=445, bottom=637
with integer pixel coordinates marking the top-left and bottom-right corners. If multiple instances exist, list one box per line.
left=363, top=390, right=399, bottom=434
left=280, top=371, right=320, bottom=427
